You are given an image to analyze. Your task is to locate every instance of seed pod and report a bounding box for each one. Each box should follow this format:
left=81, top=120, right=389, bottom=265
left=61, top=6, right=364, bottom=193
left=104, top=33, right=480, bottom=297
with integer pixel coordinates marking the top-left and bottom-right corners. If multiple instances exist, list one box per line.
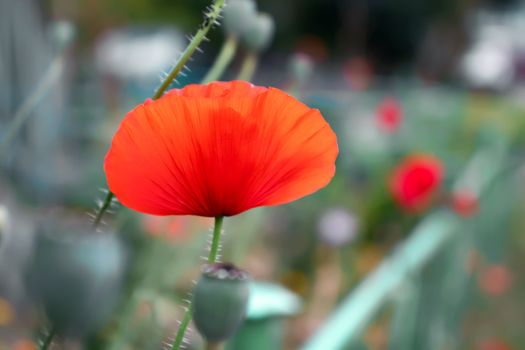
left=25, top=231, right=127, bottom=338
left=223, top=0, right=257, bottom=38
left=192, top=262, right=250, bottom=342
left=240, top=13, right=275, bottom=53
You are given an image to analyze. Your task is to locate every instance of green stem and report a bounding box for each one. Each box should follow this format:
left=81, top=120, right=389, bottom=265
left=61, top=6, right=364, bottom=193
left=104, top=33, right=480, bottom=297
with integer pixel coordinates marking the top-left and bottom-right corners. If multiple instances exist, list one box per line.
left=201, top=36, right=238, bottom=83
left=236, top=51, right=258, bottom=81
left=93, top=0, right=226, bottom=230
left=153, top=0, right=225, bottom=99
left=171, top=302, right=194, bottom=350
left=39, top=326, right=56, bottom=350
left=171, top=216, right=224, bottom=350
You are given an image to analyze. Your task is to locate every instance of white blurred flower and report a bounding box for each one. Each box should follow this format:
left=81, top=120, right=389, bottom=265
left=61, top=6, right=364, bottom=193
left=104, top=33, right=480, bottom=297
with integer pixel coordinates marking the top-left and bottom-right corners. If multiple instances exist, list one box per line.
left=461, top=12, right=516, bottom=90
left=346, top=113, right=389, bottom=156
left=95, top=27, right=184, bottom=81
left=317, top=208, right=359, bottom=247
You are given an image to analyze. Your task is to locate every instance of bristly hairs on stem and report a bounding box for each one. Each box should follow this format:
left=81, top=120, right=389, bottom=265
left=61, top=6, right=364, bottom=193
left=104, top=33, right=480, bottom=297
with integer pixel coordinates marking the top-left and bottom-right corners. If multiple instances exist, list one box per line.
left=38, top=325, right=56, bottom=350
left=92, top=0, right=226, bottom=231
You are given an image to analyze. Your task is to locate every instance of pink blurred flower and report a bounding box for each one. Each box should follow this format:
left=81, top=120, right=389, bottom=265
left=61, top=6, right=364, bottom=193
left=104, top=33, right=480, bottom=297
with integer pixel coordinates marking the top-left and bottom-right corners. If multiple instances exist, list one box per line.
left=142, top=215, right=210, bottom=242
left=376, top=97, right=403, bottom=133
left=477, top=338, right=514, bottom=350
left=344, top=56, right=373, bottom=91
left=317, top=208, right=359, bottom=247
left=478, top=264, right=513, bottom=297
left=450, top=189, right=479, bottom=217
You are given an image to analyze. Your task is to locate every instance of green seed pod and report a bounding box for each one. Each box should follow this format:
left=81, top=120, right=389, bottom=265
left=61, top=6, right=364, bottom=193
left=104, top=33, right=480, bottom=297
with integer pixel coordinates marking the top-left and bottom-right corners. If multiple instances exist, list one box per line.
left=25, top=231, right=126, bottom=337
left=192, top=262, right=250, bottom=342
left=223, top=0, right=257, bottom=38
left=240, top=13, right=275, bottom=53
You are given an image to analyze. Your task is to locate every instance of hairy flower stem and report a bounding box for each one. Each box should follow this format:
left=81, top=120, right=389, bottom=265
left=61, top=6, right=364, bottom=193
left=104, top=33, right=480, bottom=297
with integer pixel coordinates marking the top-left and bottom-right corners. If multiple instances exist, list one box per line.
left=93, top=0, right=226, bottom=230
left=201, top=36, right=238, bottom=83
left=39, top=326, right=55, bottom=350
left=92, top=192, right=114, bottom=229
left=153, top=0, right=225, bottom=99
left=208, top=216, right=224, bottom=262
left=171, top=216, right=224, bottom=350
left=236, top=51, right=258, bottom=81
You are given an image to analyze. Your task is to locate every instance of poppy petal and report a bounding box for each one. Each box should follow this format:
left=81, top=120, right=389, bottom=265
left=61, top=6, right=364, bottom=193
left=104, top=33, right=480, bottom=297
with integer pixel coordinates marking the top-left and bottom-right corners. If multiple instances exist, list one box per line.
left=104, top=81, right=338, bottom=217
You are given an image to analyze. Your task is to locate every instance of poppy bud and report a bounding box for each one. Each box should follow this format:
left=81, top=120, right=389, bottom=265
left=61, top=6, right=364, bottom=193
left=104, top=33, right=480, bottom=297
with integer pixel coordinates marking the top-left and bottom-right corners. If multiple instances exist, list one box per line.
left=289, top=53, right=314, bottom=85
left=223, top=0, right=257, bottom=38
left=192, top=262, right=250, bottom=342
left=240, top=13, right=275, bottom=52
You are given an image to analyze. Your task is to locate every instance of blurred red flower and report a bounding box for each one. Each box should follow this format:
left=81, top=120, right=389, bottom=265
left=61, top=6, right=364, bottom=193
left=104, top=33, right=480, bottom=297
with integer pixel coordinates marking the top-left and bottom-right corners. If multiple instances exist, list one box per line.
left=376, top=97, right=403, bottom=133
left=344, top=56, right=373, bottom=91
left=389, top=154, right=444, bottom=213
left=478, top=264, right=513, bottom=297
left=105, top=81, right=338, bottom=217
left=142, top=215, right=211, bottom=241
left=450, top=189, right=479, bottom=217
left=477, top=338, right=514, bottom=350
left=13, top=340, right=37, bottom=350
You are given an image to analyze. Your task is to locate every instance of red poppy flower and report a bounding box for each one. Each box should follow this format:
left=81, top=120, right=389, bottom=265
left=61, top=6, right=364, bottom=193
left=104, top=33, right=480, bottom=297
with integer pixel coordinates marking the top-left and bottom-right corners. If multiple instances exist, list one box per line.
left=388, top=154, right=444, bottom=213
left=104, top=81, right=338, bottom=217
left=376, top=97, right=403, bottom=133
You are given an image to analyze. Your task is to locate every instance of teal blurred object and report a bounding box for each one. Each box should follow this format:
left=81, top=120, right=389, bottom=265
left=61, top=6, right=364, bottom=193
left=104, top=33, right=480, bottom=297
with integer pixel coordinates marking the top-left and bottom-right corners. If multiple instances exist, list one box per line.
left=301, top=143, right=517, bottom=350
left=25, top=231, right=127, bottom=338
left=227, top=281, right=302, bottom=350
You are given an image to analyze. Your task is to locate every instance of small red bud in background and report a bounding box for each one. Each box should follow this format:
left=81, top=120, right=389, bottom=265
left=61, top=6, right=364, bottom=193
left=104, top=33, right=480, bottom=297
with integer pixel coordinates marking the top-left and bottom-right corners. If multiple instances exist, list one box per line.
left=450, top=189, right=479, bottom=217
left=478, top=264, right=512, bottom=297
left=389, top=154, right=444, bottom=213
left=376, top=97, right=403, bottom=133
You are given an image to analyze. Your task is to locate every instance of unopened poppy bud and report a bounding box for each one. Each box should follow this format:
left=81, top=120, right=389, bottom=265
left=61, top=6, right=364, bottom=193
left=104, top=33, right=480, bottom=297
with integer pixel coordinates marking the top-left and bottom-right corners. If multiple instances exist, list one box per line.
left=48, top=20, right=75, bottom=49
left=223, top=0, right=256, bottom=38
left=192, top=262, right=250, bottom=342
left=240, top=13, right=275, bottom=52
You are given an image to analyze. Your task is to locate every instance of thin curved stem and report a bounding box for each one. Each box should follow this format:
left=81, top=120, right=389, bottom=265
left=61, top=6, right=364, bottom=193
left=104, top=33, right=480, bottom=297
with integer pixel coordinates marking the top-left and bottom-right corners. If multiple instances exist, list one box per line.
left=0, top=56, right=63, bottom=159
left=236, top=51, right=258, bottom=82
left=201, top=36, right=238, bottom=83
left=170, top=216, right=224, bottom=350
left=93, top=0, right=226, bottom=230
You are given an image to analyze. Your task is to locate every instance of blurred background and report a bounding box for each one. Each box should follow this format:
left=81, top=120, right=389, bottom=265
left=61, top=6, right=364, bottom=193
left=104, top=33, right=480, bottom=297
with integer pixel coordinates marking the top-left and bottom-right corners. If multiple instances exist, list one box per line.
left=2, top=0, right=525, bottom=349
